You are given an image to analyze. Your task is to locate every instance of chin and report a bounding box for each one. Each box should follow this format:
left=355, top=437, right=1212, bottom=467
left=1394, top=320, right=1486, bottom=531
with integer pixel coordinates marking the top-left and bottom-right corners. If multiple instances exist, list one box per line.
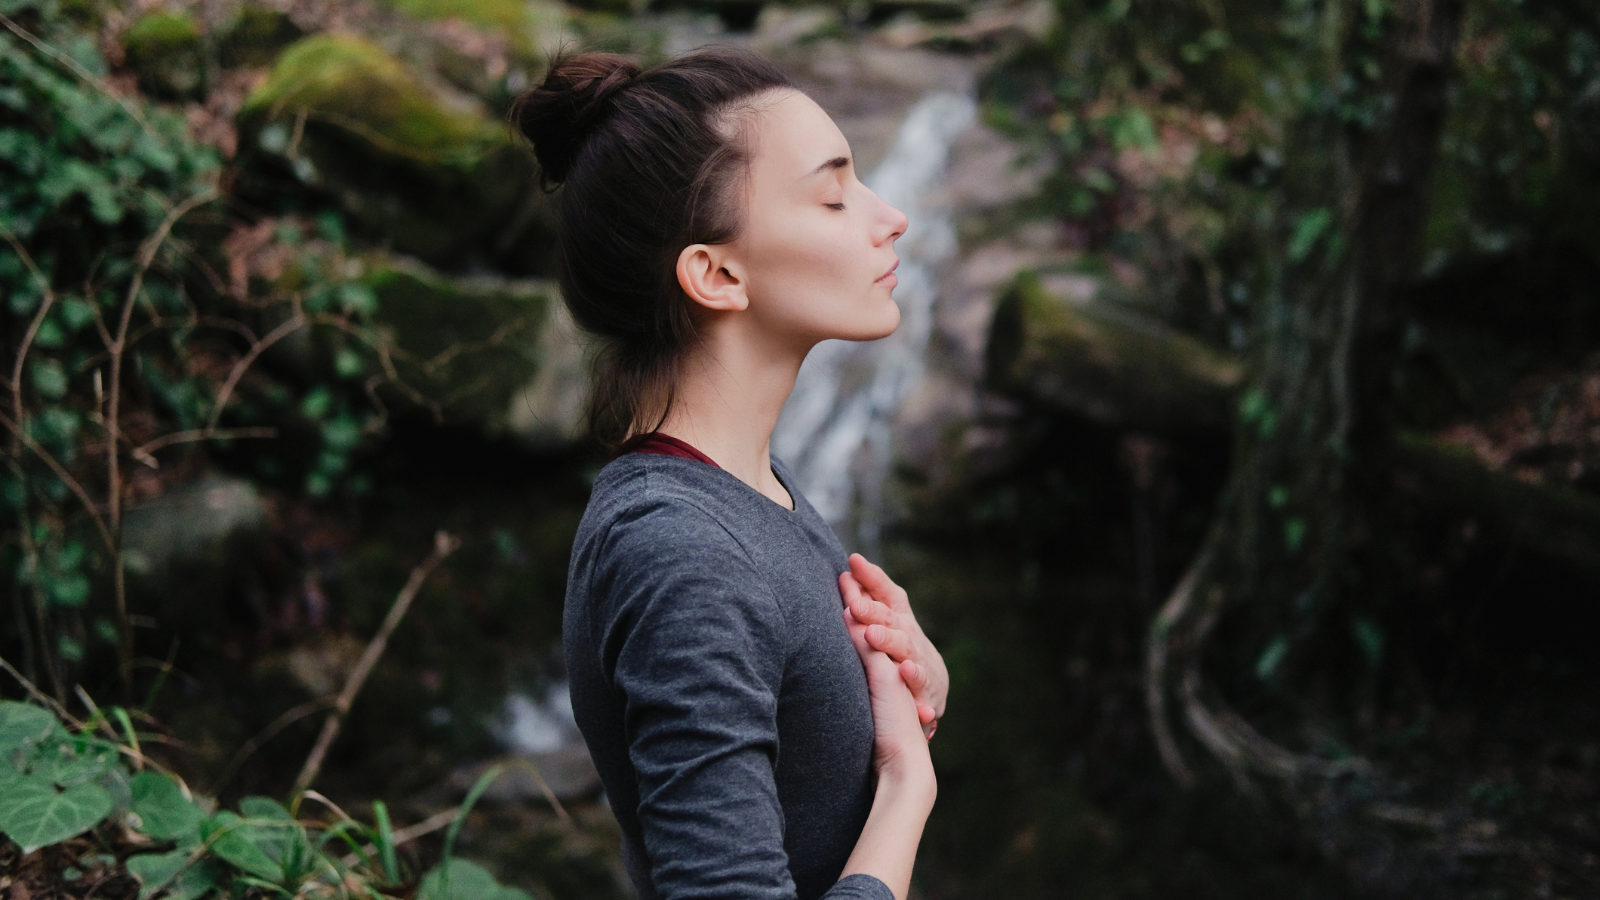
left=849, top=301, right=900, bottom=342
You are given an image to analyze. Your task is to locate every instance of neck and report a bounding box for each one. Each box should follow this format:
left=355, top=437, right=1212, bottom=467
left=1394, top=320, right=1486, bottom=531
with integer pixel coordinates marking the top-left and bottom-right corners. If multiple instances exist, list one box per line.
left=655, top=323, right=808, bottom=509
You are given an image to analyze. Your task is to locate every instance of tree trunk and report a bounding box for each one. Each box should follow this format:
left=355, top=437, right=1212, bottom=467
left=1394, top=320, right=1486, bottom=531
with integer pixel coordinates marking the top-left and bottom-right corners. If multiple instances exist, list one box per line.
left=1147, top=0, right=1465, bottom=788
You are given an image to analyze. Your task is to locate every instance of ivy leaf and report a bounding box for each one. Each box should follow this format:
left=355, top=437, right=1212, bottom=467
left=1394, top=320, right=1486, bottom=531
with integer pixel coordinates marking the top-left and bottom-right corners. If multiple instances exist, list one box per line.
left=0, top=773, right=113, bottom=853
left=29, top=358, right=67, bottom=399
left=126, top=848, right=222, bottom=900
left=23, top=733, right=119, bottom=787
left=417, top=859, right=534, bottom=900
left=130, top=771, right=205, bottom=845
left=0, top=702, right=57, bottom=758
left=202, top=811, right=283, bottom=882
left=1288, top=208, right=1334, bottom=262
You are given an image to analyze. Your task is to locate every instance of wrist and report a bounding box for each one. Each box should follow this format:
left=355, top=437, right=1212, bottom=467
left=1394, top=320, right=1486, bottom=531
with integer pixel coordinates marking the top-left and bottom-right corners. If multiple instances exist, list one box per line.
left=875, top=756, right=937, bottom=810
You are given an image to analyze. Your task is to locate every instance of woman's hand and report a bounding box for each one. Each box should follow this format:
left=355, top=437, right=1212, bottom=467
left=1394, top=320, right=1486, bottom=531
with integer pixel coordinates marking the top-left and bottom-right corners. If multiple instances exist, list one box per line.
left=839, top=554, right=948, bottom=738
left=842, top=603, right=934, bottom=782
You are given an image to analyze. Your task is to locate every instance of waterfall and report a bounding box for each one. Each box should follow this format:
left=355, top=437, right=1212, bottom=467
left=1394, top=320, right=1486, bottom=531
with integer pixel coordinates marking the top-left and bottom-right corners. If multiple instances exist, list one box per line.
left=772, top=92, right=976, bottom=551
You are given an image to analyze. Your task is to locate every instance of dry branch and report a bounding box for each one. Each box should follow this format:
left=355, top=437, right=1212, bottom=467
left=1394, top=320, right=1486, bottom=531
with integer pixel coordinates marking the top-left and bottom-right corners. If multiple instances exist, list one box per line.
left=292, top=531, right=461, bottom=800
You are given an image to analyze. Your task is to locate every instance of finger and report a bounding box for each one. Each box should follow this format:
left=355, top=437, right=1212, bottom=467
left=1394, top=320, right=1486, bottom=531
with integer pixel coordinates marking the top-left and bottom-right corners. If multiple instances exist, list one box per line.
left=865, top=623, right=914, bottom=661
left=850, top=596, right=895, bottom=628
left=898, top=658, right=930, bottom=696
left=917, top=704, right=937, bottom=725
left=848, top=553, right=908, bottom=610
left=838, top=571, right=863, bottom=607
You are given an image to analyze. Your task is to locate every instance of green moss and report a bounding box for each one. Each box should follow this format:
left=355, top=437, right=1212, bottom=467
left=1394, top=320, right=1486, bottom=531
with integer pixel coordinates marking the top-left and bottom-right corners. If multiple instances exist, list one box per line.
left=363, top=256, right=552, bottom=431
left=383, top=0, right=529, bottom=33
left=121, top=11, right=204, bottom=98
left=245, top=35, right=500, bottom=165
left=123, top=10, right=200, bottom=57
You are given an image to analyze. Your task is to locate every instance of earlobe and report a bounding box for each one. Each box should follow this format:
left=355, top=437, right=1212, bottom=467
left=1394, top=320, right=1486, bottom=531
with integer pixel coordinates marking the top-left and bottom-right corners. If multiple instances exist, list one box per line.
left=677, top=244, right=749, bottom=313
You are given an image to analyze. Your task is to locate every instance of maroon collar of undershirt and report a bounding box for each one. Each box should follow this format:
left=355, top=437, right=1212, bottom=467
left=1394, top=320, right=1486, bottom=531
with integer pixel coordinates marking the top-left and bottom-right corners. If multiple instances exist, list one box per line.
left=629, top=433, right=720, bottom=468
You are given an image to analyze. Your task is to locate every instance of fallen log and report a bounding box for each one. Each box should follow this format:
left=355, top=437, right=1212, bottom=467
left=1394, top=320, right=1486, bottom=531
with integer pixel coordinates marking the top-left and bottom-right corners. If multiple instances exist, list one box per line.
left=984, top=271, right=1243, bottom=432
left=1393, top=433, right=1600, bottom=574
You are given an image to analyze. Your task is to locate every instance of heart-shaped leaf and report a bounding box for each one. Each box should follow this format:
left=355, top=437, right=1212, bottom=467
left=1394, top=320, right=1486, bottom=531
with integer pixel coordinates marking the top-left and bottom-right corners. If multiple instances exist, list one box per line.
left=0, top=773, right=113, bottom=852
left=130, top=771, right=205, bottom=845
left=126, top=848, right=223, bottom=900
left=23, top=733, right=120, bottom=788
left=418, top=859, right=535, bottom=900
left=0, top=702, right=57, bottom=757
left=202, top=811, right=283, bottom=882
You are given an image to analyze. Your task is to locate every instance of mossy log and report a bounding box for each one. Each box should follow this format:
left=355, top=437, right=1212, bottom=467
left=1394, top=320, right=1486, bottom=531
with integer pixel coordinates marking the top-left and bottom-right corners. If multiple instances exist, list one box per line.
left=985, top=271, right=1243, bottom=432
left=1394, top=434, right=1600, bottom=574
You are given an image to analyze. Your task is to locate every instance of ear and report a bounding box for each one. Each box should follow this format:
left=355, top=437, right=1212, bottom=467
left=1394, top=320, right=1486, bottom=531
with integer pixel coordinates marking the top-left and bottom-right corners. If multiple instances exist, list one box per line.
left=676, top=243, right=748, bottom=313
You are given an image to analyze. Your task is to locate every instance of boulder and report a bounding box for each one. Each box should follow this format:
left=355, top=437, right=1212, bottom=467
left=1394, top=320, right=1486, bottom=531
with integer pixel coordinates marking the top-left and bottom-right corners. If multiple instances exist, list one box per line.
left=121, top=10, right=204, bottom=99
left=985, top=271, right=1242, bottom=433
left=240, top=35, right=557, bottom=274
left=121, top=473, right=270, bottom=638
left=363, top=255, right=562, bottom=434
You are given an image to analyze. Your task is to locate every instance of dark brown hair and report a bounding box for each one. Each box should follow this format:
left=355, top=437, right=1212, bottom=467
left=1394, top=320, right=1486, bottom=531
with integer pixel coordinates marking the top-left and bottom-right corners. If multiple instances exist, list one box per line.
left=511, top=48, right=794, bottom=455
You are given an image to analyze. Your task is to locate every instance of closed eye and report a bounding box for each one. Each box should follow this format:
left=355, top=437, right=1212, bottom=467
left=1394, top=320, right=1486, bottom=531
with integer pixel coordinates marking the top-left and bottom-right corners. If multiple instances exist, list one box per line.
left=825, top=202, right=846, bottom=210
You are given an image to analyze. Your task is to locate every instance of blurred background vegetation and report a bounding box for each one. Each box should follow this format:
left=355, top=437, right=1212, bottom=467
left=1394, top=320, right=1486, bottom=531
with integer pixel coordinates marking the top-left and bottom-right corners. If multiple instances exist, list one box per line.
left=2, top=0, right=1597, bottom=897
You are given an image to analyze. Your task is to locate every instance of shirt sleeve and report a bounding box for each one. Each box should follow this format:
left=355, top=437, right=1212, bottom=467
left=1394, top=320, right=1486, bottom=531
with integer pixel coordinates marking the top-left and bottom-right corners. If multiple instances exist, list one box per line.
left=597, top=505, right=893, bottom=900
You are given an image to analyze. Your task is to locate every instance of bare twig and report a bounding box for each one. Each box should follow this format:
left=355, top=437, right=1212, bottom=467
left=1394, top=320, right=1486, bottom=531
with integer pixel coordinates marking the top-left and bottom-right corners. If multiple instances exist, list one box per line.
left=0, top=407, right=116, bottom=554
left=292, top=531, right=461, bottom=799
left=203, top=309, right=307, bottom=431
left=211, top=697, right=333, bottom=795
left=0, top=655, right=84, bottom=729
left=131, top=426, right=278, bottom=468
left=103, top=188, right=217, bottom=692
left=1, top=224, right=57, bottom=444
left=338, top=807, right=461, bottom=869
left=508, top=756, right=574, bottom=826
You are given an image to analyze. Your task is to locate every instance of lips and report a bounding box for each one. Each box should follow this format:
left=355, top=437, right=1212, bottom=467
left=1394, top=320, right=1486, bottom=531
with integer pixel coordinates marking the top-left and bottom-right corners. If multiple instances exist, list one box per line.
left=876, top=260, right=899, bottom=285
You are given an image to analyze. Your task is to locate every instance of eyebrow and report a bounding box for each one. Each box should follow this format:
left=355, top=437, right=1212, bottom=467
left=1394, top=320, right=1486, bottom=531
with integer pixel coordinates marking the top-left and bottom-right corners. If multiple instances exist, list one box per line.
left=804, top=156, right=851, bottom=179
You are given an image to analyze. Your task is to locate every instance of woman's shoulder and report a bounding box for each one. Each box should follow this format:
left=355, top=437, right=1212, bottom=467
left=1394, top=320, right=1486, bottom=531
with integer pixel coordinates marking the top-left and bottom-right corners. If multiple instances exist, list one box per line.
left=578, top=454, right=751, bottom=561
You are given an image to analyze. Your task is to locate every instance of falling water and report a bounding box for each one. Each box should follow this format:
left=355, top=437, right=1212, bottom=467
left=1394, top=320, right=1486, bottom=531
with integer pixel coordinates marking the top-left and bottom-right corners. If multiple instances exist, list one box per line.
left=772, top=92, right=976, bottom=552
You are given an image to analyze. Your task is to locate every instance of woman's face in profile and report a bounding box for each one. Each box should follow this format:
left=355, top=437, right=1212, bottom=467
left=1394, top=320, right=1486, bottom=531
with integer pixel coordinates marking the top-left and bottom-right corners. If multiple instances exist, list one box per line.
left=731, top=90, right=909, bottom=347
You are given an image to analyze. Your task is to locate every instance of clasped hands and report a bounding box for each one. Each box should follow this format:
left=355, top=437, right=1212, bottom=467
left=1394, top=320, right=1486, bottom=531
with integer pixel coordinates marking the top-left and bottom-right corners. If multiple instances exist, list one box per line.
left=839, top=553, right=947, bottom=739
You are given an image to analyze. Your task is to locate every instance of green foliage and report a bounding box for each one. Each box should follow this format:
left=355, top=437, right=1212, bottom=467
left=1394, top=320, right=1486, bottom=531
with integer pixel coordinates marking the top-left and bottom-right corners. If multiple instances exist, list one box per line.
left=0, top=698, right=535, bottom=900
left=0, top=2, right=402, bottom=687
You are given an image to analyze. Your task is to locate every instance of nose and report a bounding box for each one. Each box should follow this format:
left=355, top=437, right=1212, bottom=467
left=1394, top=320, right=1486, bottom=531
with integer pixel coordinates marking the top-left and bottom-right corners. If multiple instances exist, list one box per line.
left=874, top=191, right=908, bottom=244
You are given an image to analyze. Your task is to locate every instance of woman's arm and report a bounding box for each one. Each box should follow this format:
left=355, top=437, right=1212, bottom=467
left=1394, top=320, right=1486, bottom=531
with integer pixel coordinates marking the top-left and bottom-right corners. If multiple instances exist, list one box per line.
left=836, top=604, right=937, bottom=900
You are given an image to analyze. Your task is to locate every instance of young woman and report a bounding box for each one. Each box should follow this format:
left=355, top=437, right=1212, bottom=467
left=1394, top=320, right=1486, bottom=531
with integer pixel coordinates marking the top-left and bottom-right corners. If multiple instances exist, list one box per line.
left=513, top=48, right=949, bottom=900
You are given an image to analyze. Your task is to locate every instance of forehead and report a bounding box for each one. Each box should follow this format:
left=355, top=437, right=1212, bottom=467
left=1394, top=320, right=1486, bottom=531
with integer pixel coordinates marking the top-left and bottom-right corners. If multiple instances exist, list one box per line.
left=745, top=90, right=848, bottom=179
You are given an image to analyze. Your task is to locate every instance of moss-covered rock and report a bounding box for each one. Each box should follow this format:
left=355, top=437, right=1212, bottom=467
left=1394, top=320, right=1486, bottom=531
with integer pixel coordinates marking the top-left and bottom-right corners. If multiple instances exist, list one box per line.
left=121, top=10, right=204, bottom=99
left=240, top=35, right=556, bottom=272
left=218, top=4, right=303, bottom=68
left=364, top=255, right=574, bottom=436
left=385, top=0, right=531, bottom=34
left=986, top=271, right=1241, bottom=432
left=245, top=34, right=500, bottom=164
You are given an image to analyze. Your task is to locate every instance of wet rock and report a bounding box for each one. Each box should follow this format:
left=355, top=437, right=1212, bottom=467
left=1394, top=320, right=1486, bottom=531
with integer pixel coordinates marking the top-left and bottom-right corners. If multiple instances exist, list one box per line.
left=121, top=473, right=270, bottom=636
left=363, top=255, right=564, bottom=435
left=218, top=5, right=305, bottom=68
left=442, top=687, right=601, bottom=802
left=121, top=473, right=268, bottom=577
left=240, top=35, right=557, bottom=273
left=122, top=10, right=205, bottom=99
left=506, top=300, right=589, bottom=448
left=985, top=271, right=1242, bottom=432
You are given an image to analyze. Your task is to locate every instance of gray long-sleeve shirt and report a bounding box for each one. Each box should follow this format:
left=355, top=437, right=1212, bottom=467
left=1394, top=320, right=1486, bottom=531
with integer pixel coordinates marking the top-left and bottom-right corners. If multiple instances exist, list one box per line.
left=564, top=453, right=892, bottom=900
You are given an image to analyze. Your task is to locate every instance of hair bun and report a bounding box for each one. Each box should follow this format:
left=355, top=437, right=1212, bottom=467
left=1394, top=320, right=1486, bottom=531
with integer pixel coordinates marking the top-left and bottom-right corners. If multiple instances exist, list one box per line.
left=513, top=52, right=642, bottom=188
